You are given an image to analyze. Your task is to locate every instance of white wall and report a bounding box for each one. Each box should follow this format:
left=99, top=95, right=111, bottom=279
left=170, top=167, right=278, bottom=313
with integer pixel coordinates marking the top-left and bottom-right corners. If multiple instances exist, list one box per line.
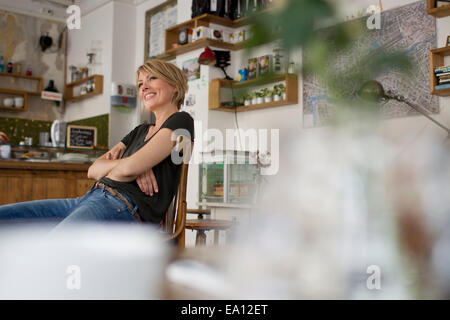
left=109, top=1, right=139, bottom=146
left=64, top=2, right=114, bottom=122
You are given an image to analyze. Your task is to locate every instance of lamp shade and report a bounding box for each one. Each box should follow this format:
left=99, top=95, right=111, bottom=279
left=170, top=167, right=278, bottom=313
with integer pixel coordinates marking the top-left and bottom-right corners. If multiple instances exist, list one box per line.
left=198, top=46, right=216, bottom=65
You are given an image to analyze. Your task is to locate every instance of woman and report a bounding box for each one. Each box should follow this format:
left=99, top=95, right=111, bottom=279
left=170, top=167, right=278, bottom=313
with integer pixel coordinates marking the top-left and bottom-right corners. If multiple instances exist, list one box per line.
left=0, top=60, right=194, bottom=226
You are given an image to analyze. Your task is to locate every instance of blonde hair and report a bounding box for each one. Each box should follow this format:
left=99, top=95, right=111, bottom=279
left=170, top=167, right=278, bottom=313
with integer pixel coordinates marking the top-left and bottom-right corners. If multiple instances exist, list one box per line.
left=136, top=59, right=188, bottom=110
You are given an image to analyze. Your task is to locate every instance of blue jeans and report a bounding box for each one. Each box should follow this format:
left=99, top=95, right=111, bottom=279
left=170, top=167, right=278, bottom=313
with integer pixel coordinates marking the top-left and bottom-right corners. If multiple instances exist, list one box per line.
left=0, top=187, right=139, bottom=228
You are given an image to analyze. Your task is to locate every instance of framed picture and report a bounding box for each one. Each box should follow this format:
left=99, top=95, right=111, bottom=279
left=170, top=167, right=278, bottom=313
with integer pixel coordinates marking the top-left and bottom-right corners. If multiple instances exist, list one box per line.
left=144, top=0, right=177, bottom=61
left=447, top=35, right=450, bottom=47
left=182, top=58, right=200, bottom=81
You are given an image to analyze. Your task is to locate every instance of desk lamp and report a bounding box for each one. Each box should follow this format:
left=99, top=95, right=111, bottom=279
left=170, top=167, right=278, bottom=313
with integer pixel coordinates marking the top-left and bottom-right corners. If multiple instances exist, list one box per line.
left=198, top=46, right=233, bottom=80
left=357, top=80, right=450, bottom=138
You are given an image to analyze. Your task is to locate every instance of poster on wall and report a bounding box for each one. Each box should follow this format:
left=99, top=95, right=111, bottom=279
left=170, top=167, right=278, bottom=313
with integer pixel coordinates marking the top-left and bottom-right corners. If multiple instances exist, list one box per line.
left=182, top=58, right=200, bottom=81
left=144, top=0, right=177, bottom=60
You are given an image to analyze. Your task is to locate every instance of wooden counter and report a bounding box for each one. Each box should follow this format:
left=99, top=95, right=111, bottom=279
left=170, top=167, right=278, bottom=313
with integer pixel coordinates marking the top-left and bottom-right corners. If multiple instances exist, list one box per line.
left=0, top=160, right=93, bottom=205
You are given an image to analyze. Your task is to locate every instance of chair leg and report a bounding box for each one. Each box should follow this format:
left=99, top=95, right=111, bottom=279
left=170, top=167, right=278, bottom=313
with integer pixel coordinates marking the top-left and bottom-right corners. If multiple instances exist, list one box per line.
left=196, top=230, right=207, bottom=246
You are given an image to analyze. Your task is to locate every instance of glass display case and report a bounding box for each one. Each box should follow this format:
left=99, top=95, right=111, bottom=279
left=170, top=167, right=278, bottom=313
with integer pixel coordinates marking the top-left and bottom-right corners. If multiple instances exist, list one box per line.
left=199, top=150, right=259, bottom=206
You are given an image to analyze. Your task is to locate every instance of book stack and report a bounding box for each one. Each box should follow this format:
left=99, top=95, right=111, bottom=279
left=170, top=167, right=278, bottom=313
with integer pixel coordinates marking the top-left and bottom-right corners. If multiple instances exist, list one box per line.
left=437, top=0, right=450, bottom=7
left=434, top=65, right=450, bottom=90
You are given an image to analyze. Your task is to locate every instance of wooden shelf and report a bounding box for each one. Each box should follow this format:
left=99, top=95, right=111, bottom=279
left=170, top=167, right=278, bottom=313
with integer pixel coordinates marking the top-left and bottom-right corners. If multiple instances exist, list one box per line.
left=0, top=88, right=28, bottom=111
left=429, top=46, right=450, bottom=97
left=159, top=39, right=247, bottom=60
left=64, top=74, right=103, bottom=102
left=161, top=12, right=259, bottom=60
left=0, top=72, right=42, bottom=95
left=209, top=73, right=298, bottom=112
left=427, top=0, right=450, bottom=17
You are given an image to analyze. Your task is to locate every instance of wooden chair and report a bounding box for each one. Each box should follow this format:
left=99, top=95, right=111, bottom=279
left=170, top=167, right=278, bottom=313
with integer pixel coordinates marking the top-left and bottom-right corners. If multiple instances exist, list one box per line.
left=161, top=162, right=188, bottom=247
left=185, top=208, right=238, bottom=246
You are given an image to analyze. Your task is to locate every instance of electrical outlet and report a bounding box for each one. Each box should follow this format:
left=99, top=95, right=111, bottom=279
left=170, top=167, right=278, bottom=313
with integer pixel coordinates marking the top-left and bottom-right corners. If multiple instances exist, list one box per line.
left=41, top=7, right=54, bottom=16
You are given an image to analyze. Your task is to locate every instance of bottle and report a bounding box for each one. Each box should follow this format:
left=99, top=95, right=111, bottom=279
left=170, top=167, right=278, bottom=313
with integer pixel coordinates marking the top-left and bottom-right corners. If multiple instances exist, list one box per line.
left=0, top=56, right=4, bottom=72
left=26, top=65, right=32, bottom=76
left=210, top=0, right=218, bottom=15
left=7, top=61, right=13, bottom=73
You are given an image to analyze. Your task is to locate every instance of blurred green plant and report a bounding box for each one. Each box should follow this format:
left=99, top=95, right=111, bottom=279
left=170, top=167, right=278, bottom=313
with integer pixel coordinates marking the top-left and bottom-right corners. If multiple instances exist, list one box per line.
left=244, top=0, right=414, bottom=113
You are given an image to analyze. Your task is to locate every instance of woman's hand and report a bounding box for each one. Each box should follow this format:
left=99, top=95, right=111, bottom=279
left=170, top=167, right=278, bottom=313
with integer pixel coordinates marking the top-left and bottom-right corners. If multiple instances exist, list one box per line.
left=105, top=144, right=125, bottom=160
left=136, top=168, right=159, bottom=196
left=0, top=132, right=9, bottom=143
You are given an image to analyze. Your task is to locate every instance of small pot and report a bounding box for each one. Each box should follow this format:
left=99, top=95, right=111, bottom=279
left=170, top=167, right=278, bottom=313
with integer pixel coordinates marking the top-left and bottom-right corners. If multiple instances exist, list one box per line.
left=282, top=93, right=286, bottom=100
left=256, top=97, right=264, bottom=104
left=273, top=94, right=281, bottom=101
left=252, top=98, right=258, bottom=105
left=244, top=100, right=251, bottom=106
left=264, top=97, right=272, bottom=103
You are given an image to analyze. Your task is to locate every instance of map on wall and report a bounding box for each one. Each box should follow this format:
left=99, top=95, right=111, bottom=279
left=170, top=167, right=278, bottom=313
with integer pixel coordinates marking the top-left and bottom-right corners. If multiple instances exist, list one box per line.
left=303, top=1, right=437, bottom=128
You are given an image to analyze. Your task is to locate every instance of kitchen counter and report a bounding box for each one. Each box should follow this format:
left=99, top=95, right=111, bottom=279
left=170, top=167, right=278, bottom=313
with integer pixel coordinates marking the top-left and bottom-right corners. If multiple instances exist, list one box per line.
left=0, top=159, right=93, bottom=205
left=0, top=159, right=91, bottom=171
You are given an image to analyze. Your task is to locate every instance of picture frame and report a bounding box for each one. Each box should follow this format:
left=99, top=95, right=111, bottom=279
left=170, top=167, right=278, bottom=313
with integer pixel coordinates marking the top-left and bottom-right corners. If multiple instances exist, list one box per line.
left=144, top=0, right=177, bottom=61
left=447, top=35, right=450, bottom=47
left=66, top=125, right=97, bottom=149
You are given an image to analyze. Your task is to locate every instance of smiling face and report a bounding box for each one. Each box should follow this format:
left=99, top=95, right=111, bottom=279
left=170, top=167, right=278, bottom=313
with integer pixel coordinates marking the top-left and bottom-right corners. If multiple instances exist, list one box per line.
left=137, top=71, right=178, bottom=111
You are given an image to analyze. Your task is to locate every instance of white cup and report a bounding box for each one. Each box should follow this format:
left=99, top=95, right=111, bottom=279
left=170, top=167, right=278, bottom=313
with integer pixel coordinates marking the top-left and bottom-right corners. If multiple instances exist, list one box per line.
left=0, top=144, right=11, bottom=159
left=3, top=98, right=14, bottom=107
left=14, top=97, right=24, bottom=108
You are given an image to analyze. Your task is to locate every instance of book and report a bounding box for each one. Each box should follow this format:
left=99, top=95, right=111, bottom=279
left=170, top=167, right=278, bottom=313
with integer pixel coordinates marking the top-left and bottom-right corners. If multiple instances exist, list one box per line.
left=437, top=71, right=450, bottom=77
left=439, top=78, right=450, bottom=84
left=435, top=64, right=450, bottom=70
left=435, top=83, right=450, bottom=90
left=257, top=55, right=272, bottom=76
left=439, top=75, right=450, bottom=80
left=248, top=58, right=258, bottom=79
left=435, top=67, right=450, bottom=74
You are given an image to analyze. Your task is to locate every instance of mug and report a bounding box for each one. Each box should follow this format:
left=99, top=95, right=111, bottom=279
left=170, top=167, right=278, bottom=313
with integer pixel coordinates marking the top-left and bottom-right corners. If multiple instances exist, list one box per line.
left=14, top=97, right=24, bottom=108
left=0, top=144, right=11, bottom=159
left=3, top=98, right=14, bottom=107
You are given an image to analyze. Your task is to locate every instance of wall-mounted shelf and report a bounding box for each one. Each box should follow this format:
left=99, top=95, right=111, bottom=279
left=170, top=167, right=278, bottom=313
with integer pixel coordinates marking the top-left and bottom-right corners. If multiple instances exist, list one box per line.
left=160, top=12, right=255, bottom=60
left=209, top=73, right=298, bottom=112
left=0, top=72, right=42, bottom=111
left=429, top=46, right=450, bottom=97
left=64, top=74, right=103, bottom=102
left=427, top=0, right=450, bottom=17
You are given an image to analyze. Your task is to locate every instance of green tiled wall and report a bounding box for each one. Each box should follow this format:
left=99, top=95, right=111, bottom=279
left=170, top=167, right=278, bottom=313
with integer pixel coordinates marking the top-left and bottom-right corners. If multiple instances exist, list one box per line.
left=68, top=114, right=109, bottom=147
left=0, top=117, right=52, bottom=145
left=0, top=114, right=109, bottom=147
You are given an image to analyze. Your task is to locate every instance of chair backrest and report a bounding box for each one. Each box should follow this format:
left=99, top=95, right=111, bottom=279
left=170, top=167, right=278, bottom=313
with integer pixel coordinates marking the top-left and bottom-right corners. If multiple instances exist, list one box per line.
left=161, top=162, right=189, bottom=247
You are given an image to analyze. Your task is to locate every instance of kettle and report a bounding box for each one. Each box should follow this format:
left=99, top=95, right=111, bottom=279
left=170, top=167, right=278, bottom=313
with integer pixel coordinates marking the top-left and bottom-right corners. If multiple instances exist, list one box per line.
left=50, top=120, right=67, bottom=147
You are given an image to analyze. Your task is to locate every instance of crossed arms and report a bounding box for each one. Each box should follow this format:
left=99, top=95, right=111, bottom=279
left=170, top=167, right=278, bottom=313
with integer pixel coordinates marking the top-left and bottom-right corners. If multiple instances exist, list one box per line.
left=87, top=127, right=177, bottom=195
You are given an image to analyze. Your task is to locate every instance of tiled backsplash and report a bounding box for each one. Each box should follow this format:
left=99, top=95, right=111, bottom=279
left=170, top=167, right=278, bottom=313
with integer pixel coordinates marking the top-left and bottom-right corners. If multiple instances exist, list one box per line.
left=0, top=114, right=109, bottom=147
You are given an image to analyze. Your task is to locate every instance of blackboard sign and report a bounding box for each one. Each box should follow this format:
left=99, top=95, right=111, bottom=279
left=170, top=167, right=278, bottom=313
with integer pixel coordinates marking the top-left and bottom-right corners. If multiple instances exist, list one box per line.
left=66, top=125, right=97, bottom=149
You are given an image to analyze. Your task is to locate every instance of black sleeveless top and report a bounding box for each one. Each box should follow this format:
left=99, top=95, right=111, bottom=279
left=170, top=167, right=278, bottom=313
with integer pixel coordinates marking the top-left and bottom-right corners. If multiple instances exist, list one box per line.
left=99, top=111, right=194, bottom=223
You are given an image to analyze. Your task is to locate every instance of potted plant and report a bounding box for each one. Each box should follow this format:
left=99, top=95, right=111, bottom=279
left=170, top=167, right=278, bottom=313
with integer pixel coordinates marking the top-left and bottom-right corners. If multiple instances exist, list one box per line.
left=273, top=84, right=282, bottom=101
left=263, top=88, right=273, bottom=103
left=250, top=92, right=258, bottom=105
left=256, top=90, right=264, bottom=104
left=278, top=83, right=286, bottom=100
left=243, top=93, right=252, bottom=106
